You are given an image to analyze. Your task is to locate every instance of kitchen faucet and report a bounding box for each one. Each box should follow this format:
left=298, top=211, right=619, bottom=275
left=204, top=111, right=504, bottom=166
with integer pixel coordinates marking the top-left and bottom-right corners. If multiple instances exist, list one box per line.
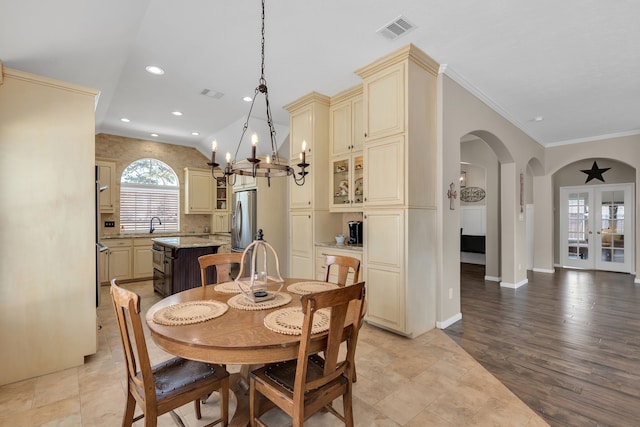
left=149, top=216, right=162, bottom=234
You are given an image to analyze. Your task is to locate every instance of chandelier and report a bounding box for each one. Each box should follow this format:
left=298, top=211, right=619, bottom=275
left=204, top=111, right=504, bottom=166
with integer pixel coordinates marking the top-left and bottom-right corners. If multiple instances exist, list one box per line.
left=208, top=0, right=308, bottom=187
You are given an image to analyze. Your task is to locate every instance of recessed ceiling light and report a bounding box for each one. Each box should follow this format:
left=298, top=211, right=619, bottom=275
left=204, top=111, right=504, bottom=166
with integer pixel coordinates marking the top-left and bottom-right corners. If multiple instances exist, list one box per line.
left=243, top=96, right=253, bottom=102
left=120, top=118, right=130, bottom=123
left=460, top=161, right=470, bottom=165
left=150, top=133, right=159, bottom=137
left=533, top=116, right=544, bottom=122
left=172, top=111, right=183, bottom=116
left=145, top=65, right=165, bottom=75
left=191, top=132, right=200, bottom=136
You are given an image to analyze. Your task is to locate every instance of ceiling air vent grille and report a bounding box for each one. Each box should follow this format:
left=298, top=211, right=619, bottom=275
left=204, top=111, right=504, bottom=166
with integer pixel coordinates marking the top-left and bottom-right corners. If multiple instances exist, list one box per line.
left=377, top=16, right=416, bottom=40
left=201, top=89, right=224, bottom=99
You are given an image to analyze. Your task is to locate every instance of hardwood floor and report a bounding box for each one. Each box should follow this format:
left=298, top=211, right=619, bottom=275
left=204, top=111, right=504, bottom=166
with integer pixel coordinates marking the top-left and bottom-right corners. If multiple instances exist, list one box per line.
left=444, top=264, right=640, bottom=427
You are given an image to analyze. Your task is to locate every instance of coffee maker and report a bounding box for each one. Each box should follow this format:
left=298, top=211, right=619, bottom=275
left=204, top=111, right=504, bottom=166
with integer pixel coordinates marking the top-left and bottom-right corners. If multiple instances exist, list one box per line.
left=348, top=221, right=363, bottom=245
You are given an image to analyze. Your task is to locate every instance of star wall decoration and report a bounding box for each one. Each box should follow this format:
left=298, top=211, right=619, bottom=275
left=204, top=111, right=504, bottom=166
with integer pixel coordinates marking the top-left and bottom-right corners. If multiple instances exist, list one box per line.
left=580, top=161, right=610, bottom=183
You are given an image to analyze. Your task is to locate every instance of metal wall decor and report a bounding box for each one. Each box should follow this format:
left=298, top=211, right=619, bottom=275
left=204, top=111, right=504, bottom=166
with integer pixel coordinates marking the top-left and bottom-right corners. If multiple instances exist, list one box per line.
left=447, top=182, right=457, bottom=210
left=460, top=187, right=486, bottom=202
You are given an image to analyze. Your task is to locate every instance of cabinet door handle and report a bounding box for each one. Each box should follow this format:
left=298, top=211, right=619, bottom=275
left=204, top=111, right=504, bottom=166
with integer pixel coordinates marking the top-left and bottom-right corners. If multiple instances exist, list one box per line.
left=364, top=197, right=367, bottom=202
left=364, top=132, right=367, bottom=138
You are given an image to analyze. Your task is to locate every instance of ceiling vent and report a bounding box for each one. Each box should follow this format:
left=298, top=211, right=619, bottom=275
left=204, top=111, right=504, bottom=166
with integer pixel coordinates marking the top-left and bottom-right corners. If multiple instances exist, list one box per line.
left=377, top=16, right=416, bottom=40
left=201, top=89, right=224, bottom=99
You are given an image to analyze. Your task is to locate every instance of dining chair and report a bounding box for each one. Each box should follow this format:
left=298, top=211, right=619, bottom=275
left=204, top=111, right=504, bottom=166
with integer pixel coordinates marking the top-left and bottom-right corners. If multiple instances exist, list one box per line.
left=323, top=254, right=360, bottom=286
left=110, top=279, right=230, bottom=427
left=249, top=281, right=366, bottom=427
left=198, top=252, right=243, bottom=286
left=323, top=254, right=362, bottom=381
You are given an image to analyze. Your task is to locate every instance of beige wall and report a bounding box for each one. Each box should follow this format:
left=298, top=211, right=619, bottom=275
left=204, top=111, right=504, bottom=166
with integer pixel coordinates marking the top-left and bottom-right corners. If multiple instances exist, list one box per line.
left=438, top=73, right=544, bottom=325
left=0, top=68, right=98, bottom=385
left=96, top=133, right=213, bottom=237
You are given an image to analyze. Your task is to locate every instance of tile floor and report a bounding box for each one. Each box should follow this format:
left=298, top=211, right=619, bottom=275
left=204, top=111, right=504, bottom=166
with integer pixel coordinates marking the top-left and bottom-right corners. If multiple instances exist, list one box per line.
left=0, top=281, right=548, bottom=426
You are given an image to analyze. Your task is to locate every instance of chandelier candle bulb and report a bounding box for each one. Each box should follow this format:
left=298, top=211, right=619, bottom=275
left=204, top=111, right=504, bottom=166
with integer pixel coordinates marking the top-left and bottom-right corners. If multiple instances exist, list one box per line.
left=301, top=140, right=307, bottom=163
left=251, top=133, right=258, bottom=159
left=211, top=140, right=217, bottom=164
left=226, top=152, right=231, bottom=167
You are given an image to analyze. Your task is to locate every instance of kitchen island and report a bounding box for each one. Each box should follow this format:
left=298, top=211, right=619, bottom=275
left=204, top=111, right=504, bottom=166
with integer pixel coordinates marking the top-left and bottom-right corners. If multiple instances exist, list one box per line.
left=152, top=236, right=227, bottom=296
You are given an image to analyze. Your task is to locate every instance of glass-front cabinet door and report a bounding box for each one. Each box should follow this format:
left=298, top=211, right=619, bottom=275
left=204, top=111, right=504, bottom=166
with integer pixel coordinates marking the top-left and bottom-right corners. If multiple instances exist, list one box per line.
left=330, top=155, right=363, bottom=212
left=560, top=183, right=634, bottom=273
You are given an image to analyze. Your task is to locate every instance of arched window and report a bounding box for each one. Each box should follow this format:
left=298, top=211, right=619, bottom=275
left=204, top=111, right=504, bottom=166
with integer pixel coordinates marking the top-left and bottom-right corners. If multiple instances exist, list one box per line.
left=120, top=158, right=179, bottom=233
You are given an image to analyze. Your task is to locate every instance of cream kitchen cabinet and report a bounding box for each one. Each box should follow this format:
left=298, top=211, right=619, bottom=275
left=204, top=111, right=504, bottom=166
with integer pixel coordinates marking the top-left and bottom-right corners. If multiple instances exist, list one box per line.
left=108, top=239, right=133, bottom=281
left=133, top=238, right=153, bottom=279
left=363, top=135, right=404, bottom=207
left=330, top=87, right=364, bottom=157
left=215, top=177, right=229, bottom=210
left=289, top=212, right=314, bottom=279
left=315, top=246, right=363, bottom=284
left=184, top=168, right=215, bottom=214
left=360, top=62, right=405, bottom=141
left=285, top=92, right=342, bottom=278
left=330, top=154, right=364, bottom=211
left=285, top=92, right=331, bottom=211
left=356, top=45, right=439, bottom=337
left=212, top=212, right=229, bottom=233
left=96, top=159, right=116, bottom=213
left=232, top=174, right=256, bottom=191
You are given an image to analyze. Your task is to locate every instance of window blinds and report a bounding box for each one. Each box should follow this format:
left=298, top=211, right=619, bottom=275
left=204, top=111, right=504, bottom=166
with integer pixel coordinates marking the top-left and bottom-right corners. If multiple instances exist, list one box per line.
left=120, top=184, right=179, bottom=233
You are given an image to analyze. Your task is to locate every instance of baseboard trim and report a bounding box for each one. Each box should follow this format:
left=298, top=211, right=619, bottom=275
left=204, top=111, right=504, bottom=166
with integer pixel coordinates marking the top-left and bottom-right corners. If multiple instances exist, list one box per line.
left=437, top=313, right=462, bottom=329
left=500, top=278, right=528, bottom=289
left=635, top=276, right=640, bottom=284
left=533, top=268, right=555, bottom=274
left=484, top=275, right=501, bottom=282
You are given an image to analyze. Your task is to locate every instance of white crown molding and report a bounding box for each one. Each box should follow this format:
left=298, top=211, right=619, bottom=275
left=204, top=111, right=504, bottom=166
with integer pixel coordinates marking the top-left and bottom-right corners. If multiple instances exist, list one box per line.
left=545, top=129, right=640, bottom=147
left=439, top=64, right=545, bottom=148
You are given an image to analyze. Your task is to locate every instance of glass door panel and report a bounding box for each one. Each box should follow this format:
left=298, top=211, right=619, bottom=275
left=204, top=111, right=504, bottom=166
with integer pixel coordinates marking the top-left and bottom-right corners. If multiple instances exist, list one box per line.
left=596, top=187, right=632, bottom=272
left=562, top=190, right=592, bottom=267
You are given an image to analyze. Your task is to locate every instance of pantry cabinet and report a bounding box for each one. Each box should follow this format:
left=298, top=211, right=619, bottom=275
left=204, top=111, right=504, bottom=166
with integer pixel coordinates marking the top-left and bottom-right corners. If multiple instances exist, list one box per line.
left=330, top=87, right=364, bottom=156
left=356, top=44, right=439, bottom=337
left=285, top=93, right=343, bottom=279
left=184, top=168, right=214, bottom=214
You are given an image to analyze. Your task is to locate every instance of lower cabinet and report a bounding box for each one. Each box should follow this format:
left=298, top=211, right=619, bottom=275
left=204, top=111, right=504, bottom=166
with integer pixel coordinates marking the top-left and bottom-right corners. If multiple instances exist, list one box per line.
left=103, top=238, right=154, bottom=283
left=133, top=239, right=153, bottom=279
left=315, top=246, right=363, bottom=284
left=109, top=239, right=133, bottom=281
left=289, top=212, right=314, bottom=279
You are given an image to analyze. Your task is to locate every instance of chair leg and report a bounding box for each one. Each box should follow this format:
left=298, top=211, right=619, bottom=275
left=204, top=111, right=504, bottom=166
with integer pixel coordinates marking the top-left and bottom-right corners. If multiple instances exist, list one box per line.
left=194, top=398, right=202, bottom=419
left=249, top=377, right=256, bottom=427
left=221, top=378, right=229, bottom=427
left=343, top=384, right=354, bottom=427
left=123, top=390, right=136, bottom=427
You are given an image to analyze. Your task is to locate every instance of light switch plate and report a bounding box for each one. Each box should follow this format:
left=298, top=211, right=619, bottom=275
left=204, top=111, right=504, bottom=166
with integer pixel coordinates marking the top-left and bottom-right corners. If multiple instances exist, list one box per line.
left=104, top=221, right=115, bottom=227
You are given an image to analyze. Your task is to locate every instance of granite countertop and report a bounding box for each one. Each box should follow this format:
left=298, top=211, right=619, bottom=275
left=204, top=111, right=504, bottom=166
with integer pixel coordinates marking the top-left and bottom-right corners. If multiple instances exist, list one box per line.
left=151, top=236, right=228, bottom=249
left=315, top=241, right=363, bottom=252
left=101, top=232, right=229, bottom=240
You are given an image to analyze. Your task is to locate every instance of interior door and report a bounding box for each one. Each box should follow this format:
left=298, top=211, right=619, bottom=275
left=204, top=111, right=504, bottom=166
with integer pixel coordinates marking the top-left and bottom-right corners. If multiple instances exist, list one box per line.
left=595, top=185, right=634, bottom=272
left=560, top=184, right=634, bottom=273
left=560, top=187, right=593, bottom=269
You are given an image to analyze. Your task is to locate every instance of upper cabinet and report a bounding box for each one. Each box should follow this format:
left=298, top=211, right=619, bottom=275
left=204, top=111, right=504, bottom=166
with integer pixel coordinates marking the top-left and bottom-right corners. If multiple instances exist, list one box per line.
left=96, top=160, right=116, bottom=213
left=330, top=86, right=364, bottom=157
left=361, top=62, right=405, bottom=141
left=184, top=168, right=214, bottom=214
left=284, top=92, right=331, bottom=211
left=215, top=177, right=229, bottom=211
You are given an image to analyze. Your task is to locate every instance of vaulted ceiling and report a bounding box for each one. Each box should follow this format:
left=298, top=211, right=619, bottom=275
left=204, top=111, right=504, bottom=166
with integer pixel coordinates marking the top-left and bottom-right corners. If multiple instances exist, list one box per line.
left=2, top=0, right=638, bottom=158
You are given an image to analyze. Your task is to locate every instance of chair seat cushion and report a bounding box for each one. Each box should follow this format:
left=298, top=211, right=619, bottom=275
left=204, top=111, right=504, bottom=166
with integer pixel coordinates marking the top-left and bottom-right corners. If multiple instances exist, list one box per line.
left=150, top=357, right=228, bottom=397
left=262, top=355, right=344, bottom=393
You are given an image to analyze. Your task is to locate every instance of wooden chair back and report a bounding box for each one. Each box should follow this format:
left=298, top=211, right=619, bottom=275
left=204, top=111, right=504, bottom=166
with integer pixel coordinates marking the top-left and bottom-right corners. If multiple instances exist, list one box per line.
left=110, top=279, right=229, bottom=426
left=250, top=282, right=366, bottom=426
left=198, top=252, right=243, bottom=286
left=323, top=254, right=360, bottom=286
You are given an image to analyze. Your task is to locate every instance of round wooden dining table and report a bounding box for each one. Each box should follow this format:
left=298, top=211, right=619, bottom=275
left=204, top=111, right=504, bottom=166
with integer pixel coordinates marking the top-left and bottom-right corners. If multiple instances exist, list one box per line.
left=145, top=278, right=357, bottom=426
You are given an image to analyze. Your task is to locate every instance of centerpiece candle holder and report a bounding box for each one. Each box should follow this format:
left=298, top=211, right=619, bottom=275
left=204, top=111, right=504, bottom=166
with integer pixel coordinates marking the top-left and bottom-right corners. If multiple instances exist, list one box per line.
left=235, top=229, right=284, bottom=303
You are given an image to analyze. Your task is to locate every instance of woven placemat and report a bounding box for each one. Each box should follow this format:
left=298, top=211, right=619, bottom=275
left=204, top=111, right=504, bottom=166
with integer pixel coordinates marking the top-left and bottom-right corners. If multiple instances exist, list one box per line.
left=213, top=281, right=249, bottom=294
left=263, top=307, right=331, bottom=335
left=227, top=292, right=292, bottom=311
left=286, top=281, right=339, bottom=295
left=152, top=300, right=228, bottom=326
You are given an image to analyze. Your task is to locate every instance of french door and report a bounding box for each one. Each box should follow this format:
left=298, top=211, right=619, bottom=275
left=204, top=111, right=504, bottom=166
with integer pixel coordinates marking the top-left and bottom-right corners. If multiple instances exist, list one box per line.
left=560, top=183, right=634, bottom=273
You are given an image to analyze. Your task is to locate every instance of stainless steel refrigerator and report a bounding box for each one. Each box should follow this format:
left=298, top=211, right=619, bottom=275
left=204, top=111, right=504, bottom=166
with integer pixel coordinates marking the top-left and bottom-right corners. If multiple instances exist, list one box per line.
left=231, top=189, right=257, bottom=253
